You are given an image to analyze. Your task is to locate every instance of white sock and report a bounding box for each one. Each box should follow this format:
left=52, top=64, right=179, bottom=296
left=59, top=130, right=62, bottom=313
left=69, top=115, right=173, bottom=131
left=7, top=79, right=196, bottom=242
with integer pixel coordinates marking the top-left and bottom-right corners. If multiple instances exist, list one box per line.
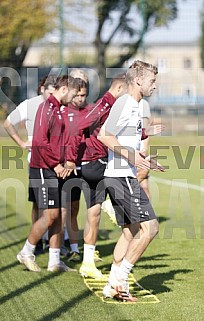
left=119, top=258, right=134, bottom=280
left=70, top=243, right=79, bottom=253
left=48, top=248, right=60, bottom=266
left=83, top=244, right=95, bottom=263
left=21, top=239, right=35, bottom=256
left=109, top=263, right=120, bottom=280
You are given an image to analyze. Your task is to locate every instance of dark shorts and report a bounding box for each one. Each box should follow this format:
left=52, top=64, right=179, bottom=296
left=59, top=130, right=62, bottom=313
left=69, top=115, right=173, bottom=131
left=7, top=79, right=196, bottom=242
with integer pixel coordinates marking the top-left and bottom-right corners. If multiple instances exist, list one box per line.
left=61, top=170, right=83, bottom=208
left=104, top=176, right=157, bottom=226
left=28, top=167, right=64, bottom=209
left=81, top=157, right=108, bottom=208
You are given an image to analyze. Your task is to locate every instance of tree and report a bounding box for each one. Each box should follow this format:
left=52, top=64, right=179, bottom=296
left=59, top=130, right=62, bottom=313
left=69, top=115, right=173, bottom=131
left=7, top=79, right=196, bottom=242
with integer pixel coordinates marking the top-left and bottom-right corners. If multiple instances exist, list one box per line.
left=0, top=0, right=56, bottom=109
left=94, top=0, right=178, bottom=91
left=0, top=0, right=56, bottom=68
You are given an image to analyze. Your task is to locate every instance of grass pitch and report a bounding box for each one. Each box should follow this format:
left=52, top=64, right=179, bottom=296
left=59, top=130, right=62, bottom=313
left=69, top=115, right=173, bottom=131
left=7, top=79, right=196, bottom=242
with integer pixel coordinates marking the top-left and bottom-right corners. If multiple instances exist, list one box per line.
left=0, top=132, right=204, bottom=321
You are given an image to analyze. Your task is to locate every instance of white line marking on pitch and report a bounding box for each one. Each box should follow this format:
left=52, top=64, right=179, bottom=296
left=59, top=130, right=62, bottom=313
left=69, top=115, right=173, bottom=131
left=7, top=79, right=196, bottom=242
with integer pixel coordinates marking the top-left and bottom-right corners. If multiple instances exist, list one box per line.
left=150, top=176, right=204, bottom=192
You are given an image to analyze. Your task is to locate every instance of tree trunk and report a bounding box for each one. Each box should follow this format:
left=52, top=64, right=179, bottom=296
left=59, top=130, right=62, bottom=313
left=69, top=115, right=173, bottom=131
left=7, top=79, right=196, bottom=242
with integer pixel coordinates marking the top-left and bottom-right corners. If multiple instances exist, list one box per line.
left=0, top=45, right=29, bottom=113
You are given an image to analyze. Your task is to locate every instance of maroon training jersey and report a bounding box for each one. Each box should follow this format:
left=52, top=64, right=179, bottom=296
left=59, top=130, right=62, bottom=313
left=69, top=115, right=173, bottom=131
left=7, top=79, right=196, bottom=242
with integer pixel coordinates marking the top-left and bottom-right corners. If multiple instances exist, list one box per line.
left=30, top=95, right=66, bottom=169
left=66, top=91, right=116, bottom=162
left=61, top=102, right=92, bottom=165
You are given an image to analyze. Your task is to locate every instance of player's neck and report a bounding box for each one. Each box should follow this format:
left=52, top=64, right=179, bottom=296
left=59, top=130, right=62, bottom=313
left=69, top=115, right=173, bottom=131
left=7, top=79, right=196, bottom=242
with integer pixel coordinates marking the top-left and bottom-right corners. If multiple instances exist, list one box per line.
left=127, top=86, right=142, bottom=103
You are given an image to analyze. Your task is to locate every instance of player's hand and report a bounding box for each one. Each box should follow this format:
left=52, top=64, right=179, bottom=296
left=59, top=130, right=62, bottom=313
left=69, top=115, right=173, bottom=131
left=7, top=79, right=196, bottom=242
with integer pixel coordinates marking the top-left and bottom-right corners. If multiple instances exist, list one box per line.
left=130, top=151, right=152, bottom=170
left=137, top=167, right=149, bottom=183
left=21, top=140, right=32, bottom=150
left=54, top=164, right=69, bottom=179
left=64, top=161, right=77, bottom=176
left=145, top=154, right=165, bottom=172
left=145, top=124, right=165, bottom=136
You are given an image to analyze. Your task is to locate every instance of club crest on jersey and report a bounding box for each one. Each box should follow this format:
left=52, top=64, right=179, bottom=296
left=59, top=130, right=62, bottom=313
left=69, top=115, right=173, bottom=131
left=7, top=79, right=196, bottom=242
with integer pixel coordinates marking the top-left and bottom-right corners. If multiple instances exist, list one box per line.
left=136, top=119, right=142, bottom=132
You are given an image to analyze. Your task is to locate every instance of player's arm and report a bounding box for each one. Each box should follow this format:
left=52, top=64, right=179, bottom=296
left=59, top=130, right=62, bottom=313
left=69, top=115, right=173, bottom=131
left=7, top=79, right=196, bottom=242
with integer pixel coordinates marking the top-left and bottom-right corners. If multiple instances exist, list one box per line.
left=66, top=98, right=111, bottom=162
left=3, top=118, right=31, bottom=150
left=3, top=102, right=31, bottom=149
left=98, top=127, right=151, bottom=170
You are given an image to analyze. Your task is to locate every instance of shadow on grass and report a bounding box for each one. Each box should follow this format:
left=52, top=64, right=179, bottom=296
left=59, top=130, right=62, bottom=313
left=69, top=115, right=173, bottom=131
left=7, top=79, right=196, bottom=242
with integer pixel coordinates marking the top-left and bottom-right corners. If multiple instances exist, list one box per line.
left=0, top=237, right=26, bottom=251
left=158, top=216, right=169, bottom=224
left=0, top=222, right=29, bottom=234
left=94, top=241, right=116, bottom=259
left=0, top=212, right=17, bottom=221
left=0, top=270, right=87, bottom=307
left=36, top=290, right=93, bottom=321
left=138, top=269, right=193, bottom=294
left=0, top=261, right=21, bottom=273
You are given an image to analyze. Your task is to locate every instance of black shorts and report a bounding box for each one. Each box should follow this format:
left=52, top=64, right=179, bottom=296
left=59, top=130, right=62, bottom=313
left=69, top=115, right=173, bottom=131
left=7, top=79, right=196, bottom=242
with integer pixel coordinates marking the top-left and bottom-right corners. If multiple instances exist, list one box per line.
left=104, top=176, right=157, bottom=226
left=81, top=157, right=108, bottom=208
left=61, top=170, right=83, bottom=208
left=29, top=167, right=64, bottom=209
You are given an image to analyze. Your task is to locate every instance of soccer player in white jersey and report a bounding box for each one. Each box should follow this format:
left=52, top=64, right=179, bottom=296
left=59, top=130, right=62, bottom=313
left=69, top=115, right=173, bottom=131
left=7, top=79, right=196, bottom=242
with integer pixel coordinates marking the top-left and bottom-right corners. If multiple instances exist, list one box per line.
left=98, top=60, right=164, bottom=302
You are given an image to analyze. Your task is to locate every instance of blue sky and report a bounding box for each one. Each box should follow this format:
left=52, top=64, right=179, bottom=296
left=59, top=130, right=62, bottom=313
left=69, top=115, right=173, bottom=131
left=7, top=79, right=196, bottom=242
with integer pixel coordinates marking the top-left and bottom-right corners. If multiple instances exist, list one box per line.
left=145, top=0, right=203, bottom=43
left=45, top=0, right=204, bottom=45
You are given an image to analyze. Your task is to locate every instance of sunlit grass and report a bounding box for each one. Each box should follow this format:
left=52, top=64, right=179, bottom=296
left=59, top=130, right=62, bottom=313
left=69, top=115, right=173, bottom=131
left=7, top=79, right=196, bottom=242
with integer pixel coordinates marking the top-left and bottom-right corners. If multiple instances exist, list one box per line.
left=0, top=135, right=204, bottom=321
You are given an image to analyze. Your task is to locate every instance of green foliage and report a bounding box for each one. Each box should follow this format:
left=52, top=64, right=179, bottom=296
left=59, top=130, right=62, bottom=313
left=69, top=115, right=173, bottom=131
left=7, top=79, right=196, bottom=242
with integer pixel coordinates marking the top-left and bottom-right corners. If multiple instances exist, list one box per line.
left=94, top=0, right=178, bottom=90
left=0, top=0, right=56, bottom=62
left=95, top=0, right=177, bottom=41
left=143, top=0, right=177, bottom=27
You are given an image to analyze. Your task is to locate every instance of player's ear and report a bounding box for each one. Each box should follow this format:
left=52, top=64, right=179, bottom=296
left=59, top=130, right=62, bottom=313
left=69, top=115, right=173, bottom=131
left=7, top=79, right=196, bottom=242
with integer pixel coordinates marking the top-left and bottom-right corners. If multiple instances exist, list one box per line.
left=135, top=76, right=142, bottom=86
left=117, top=84, right=122, bottom=92
left=40, top=86, right=45, bottom=94
left=62, top=85, right=68, bottom=94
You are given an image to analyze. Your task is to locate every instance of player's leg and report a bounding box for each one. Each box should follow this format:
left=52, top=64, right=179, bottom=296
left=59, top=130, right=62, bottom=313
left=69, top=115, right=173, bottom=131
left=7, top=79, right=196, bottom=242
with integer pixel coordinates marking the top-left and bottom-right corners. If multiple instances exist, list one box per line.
left=83, top=203, right=101, bottom=245
left=139, top=176, right=150, bottom=199
left=104, top=177, right=158, bottom=300
left=29, top=187, right=44, bottom=255
left=79, top=159, right=107, bottom=278
left=17, top=207, right=57, bottom=272
left=62, top=173, right=82, bottom=261
left=18, top=168, right=76, bottom=272
left=66, top=199, right=81, bottom=261
left=125, top=219, right=159, bottom=264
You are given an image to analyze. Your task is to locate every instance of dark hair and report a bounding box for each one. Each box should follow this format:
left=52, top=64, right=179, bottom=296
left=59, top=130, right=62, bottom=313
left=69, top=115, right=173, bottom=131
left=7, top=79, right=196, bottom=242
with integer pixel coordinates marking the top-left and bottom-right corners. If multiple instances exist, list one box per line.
left=37, top=75, right=57, bottom=95
left=75, top=78, right=88, bottom=90
left=55, top=75, right=80, bottom=91
left=70, top=75, right=89, bottom=96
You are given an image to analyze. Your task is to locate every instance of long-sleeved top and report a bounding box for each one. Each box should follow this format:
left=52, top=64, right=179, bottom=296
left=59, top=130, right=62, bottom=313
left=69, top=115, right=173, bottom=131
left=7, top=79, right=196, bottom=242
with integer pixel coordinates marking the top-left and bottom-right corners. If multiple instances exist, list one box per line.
left=61, top=102, right=92, bottom=165
left=30, top=95, right=66, bottom=169
left=66, top=91, right=116, bottom=163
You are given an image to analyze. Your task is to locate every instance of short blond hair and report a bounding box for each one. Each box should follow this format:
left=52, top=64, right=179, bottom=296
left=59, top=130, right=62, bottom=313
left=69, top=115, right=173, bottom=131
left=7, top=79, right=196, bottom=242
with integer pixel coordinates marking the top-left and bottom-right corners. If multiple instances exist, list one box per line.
left=70, top=69, right=89, bottom=83
left=126, top=60, right=158, bottom=85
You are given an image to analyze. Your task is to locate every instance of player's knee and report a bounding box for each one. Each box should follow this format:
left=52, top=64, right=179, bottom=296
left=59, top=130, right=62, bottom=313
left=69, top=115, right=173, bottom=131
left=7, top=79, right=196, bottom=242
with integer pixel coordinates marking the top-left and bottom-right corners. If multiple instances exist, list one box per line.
left=48, top=209, right=60, bottom=225
left=149, top=219, right=159, bottom=240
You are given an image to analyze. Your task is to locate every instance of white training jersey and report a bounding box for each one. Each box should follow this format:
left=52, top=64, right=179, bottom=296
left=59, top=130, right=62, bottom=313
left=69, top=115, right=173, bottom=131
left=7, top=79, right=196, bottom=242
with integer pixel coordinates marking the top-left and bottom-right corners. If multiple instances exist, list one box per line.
left=137, top=98, right=151, bottom=151
left=7, top=95, right=43, bottom=162
left=101, top=94, right=142, bottom=178
left=7, top=95, right=44, bottom=141
left=139, top=99, right=151, bottom=124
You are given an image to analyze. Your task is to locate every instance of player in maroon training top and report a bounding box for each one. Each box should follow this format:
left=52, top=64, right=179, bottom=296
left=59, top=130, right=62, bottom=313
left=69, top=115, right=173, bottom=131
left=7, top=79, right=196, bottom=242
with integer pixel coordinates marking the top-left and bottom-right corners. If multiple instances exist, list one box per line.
left=64, top=74, right=128, bottom=278
left=61, top=78, right=92, bottom=260
left=17, top=75, right=79, bottom=273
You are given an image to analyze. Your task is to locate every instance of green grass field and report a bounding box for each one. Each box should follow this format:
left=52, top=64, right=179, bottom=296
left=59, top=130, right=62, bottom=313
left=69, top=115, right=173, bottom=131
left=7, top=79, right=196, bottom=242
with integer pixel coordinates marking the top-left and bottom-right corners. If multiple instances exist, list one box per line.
left=0, top=133, right=204, bottom=321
